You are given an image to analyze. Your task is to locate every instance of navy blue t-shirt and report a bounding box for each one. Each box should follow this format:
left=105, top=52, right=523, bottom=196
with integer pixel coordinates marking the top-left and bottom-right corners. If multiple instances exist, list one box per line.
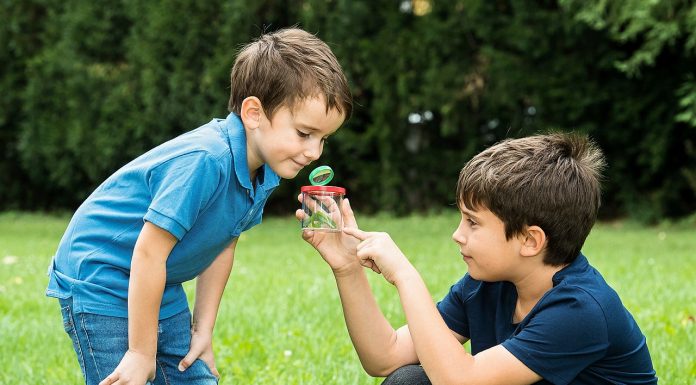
left=437, top=254, right=657, bottom=385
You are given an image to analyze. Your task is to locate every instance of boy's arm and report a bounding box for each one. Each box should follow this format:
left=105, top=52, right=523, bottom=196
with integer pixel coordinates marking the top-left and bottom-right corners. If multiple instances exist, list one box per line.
left=297, top=198, right=424, bottom=375
left=100, top=221, right=177, bottom=385
left=178, top=238, right=237, bottom=374
left=347, top=229, right=542, bottom=385
left=397, top=271, right=541, bottom=385
left=331, top=263, right=421, bottom=376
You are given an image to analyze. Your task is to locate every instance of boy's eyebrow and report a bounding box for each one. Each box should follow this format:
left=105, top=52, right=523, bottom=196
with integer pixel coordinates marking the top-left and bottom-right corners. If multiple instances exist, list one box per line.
left=460, top=207, right=481, bottom=221
left=297, top=123, right=320, bottom=131
left=298, top=122, right=337, bottom=136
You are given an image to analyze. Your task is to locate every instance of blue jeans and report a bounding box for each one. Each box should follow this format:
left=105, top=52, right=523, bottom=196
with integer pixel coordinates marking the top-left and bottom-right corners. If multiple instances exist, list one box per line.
left=59, top=297, right=218, bottom=385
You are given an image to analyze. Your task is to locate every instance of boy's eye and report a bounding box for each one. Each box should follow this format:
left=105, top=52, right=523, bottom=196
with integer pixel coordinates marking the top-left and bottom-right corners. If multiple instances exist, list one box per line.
left=467, top=218, right=477, bottom=226
left=297, top=130, right=310, bottom=138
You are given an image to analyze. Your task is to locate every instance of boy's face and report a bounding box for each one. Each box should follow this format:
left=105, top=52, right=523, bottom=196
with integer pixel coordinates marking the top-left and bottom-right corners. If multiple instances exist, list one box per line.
left=451, top=204, right=525, bottom=282
left=250, top=96, right=344, bottom=179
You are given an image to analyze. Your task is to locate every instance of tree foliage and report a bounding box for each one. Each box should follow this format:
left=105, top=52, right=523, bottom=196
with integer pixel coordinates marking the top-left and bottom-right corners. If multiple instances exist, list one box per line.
left=1, top=0, right=694, bottom=221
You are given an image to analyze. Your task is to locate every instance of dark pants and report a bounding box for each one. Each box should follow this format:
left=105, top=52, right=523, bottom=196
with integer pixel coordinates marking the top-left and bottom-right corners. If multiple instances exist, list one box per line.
left=381, top=365, right=432, bottom=385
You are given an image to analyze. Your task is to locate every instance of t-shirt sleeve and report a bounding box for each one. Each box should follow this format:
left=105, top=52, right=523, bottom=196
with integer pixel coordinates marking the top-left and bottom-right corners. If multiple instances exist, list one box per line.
left=437, top=274, right=478, bottom=339
left=143, top=151, right=223, bottom=240
left=501, top=285, right=609, bottom=385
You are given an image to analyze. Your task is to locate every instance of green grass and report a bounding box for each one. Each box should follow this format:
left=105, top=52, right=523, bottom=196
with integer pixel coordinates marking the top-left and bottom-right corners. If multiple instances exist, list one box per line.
left=0, top=211, right=694, bottom=384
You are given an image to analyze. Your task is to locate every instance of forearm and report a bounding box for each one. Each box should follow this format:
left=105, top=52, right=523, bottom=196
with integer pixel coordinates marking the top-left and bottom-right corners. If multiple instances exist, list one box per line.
left=193, top=243, right=235, bottom=333
left=395, top=269, right=473, bottom=384
left=128, top=250, right=167, bottom=357
left=334, top=263, right=415, bottom=375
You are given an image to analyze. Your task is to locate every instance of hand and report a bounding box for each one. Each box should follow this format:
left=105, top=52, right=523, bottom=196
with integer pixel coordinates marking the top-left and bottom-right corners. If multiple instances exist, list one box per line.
left=98, top=349, right=155, bottom=385
left=178, top=330, right=220, bottom=378
left=342, top=227, right=415, bottom=286
left=296, top=196, right=361, bottom=275
left=303, top=194, right=340, bottom=230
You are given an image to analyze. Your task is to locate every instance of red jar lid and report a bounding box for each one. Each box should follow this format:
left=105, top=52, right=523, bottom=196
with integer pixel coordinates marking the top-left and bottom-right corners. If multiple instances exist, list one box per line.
left=301, top=185, right=346, bottom=194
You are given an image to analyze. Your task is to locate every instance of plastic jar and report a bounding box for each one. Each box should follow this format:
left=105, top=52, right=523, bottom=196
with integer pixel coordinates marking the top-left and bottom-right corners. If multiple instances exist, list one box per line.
left=300, top=185, right=346, bottom=232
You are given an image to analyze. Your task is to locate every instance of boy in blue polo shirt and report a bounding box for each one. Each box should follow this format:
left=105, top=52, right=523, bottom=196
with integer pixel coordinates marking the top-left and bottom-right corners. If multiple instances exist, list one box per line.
left=46, top=27, right=352, bottom=385
left=298, top=133, right=657, bottom=384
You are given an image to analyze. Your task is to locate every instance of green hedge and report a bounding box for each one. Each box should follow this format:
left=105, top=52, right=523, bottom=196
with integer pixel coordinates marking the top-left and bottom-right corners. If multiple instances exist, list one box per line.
left=2, top=0, right=694, bottom=221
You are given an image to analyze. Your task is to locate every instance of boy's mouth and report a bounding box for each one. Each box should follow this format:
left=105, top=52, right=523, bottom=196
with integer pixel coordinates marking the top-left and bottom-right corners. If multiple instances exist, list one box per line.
left=292, top=159, right=307, bottom=168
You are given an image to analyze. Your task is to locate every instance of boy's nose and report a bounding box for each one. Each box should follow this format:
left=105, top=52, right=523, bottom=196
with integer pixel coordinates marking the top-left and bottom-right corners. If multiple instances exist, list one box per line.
left=452, top=225, right=466, bottom=245
left=304, top=142, right=322, bottom=161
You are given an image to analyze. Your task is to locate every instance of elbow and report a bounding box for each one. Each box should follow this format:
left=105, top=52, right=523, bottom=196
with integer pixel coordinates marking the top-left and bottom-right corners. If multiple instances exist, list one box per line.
left=362, top=363, right=391, bottom=378
left=363, top=362, right=424, bottom=380
left=361, top=360, right=402, bottom=378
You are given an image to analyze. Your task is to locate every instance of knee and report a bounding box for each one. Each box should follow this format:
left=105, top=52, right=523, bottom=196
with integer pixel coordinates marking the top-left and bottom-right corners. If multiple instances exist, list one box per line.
left=381, top=365, right=431, bottom=385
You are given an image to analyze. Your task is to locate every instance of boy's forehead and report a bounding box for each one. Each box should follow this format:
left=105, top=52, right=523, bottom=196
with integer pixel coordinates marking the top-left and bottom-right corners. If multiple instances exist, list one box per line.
left=291, top=97, right=345, bottom=129
left=458, top=200, right=491, bottom=217
left=290, top=95, right=330, bottom=114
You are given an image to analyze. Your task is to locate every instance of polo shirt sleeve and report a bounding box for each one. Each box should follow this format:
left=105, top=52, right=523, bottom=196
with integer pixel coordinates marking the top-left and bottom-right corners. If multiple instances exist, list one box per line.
left=437, top=274, right=478, bottom=339
left=144, top=151, right=223, bottom=240
left=501, top=285, right=609, bottom=385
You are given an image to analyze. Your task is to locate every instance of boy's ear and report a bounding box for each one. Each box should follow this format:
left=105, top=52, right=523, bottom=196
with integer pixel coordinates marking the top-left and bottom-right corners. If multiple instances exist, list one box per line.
left=240, top=96, right=263, bottom=129
left=520, top=225, right=546, bottom=257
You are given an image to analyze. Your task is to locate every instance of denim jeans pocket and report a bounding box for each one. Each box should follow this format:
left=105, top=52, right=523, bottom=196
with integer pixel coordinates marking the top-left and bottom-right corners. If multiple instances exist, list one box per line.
left=196, top=359, right=219, bottom=382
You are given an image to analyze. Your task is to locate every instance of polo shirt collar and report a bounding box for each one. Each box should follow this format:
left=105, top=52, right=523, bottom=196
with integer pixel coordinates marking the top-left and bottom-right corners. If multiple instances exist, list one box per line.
left=223, top=113, right=280, bottom=192
left=552, top=252, right=589, bottom=285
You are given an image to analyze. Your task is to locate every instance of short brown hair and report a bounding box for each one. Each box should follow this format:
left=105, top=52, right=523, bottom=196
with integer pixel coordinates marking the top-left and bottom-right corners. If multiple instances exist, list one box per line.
left=228, top=28, right=352, bottom=120
left=456, top=132, right=606, bottom=266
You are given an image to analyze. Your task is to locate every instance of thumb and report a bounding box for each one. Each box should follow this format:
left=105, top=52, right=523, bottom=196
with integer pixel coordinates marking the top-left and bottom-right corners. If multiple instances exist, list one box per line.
left=209, top=364, right=220, bottom=378
left=178, top=351, right=197, bottom=372
left=341, top=198, right=359, bottom=228
left=342, top=225, right=369, bottom=241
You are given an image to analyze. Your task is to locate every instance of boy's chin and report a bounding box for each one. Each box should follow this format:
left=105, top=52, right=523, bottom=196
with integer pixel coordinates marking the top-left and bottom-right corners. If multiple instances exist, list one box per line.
left=273, top=166, right=302, bottom=180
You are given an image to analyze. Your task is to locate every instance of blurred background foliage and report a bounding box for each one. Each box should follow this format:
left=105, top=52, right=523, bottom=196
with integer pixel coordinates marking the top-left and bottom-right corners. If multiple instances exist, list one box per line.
left=1, top=0, right=694, bottom=222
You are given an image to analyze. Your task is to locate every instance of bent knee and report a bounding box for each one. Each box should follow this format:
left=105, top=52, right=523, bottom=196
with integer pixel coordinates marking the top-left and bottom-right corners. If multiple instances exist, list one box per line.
left=381, top=365, right=431, bottom=385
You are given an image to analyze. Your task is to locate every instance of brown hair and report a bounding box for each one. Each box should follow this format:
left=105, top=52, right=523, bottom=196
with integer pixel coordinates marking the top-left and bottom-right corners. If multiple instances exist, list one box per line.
left=228, top=27, right=352, bottom=120
left=456, top=132, right=606, bottom=265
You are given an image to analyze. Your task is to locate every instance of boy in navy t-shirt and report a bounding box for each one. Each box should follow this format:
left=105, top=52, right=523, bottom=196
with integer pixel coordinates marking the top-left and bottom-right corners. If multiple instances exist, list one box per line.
left=298, top=133, right=657, bottom=384
left=47, top=28, right=352, bottom=385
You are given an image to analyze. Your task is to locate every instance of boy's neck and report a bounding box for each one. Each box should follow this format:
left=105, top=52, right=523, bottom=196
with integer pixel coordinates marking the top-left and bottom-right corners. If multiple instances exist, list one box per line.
left=246, top=137, right=263, bottom=181
left=249, top=168, right=257, bottom=184
left=512, top=263, right=566, bottom=323
left=246, top=142, right=261, bottom=185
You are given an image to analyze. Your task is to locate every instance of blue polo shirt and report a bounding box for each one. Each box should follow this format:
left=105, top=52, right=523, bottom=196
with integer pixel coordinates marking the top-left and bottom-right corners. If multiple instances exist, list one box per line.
left=46, top=113, right=280, bottom=319
left=437, top=254, right=657, bottom=385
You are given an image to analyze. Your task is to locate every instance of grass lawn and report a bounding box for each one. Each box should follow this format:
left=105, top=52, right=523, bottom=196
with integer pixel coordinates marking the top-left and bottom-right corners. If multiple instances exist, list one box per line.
left=0, top=211, right=694, bottom=384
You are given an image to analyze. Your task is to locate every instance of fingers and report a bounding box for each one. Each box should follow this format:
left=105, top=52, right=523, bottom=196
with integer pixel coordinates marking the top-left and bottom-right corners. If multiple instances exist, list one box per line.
left=178, top=352, right=196, bottom=372
left=301, top=228, right=314, bottom=242
left=360, top=258, right=381, bottom=274
left=298, top=194, right=323, bottom=223
left=342, top=225, right=369, bottom=241
left=205, top=361, right=220, bottom=378
left=352, top=233, right=381, bottom=273
left=98, top=373, right=118, bottom=385
left=300, top=194, right=339, bottom=229
left=341, top=198, right=359, bottom=228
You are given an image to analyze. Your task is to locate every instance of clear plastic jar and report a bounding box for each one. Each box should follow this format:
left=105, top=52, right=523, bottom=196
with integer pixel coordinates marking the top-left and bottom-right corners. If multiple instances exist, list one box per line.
left=300, top=185, right=346, bottom=232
